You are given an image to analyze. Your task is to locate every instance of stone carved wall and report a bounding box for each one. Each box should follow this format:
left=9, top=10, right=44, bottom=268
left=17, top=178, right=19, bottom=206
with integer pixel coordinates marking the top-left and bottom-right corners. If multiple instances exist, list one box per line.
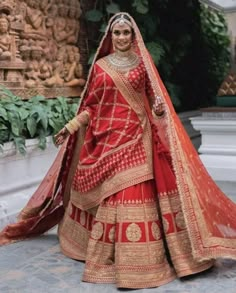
left=0, top=0, right=86, bottom=98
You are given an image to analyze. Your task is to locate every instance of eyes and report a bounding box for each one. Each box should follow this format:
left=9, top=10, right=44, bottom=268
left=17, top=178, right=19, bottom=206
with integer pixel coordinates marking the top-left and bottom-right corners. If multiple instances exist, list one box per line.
left=112, top=29, right=132, bottom=37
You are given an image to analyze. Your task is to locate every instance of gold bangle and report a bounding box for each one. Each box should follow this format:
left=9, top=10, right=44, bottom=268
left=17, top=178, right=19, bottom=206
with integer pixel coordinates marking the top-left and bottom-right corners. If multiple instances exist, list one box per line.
left=152, top=109, right=165, bottom=119
left=65, top=117, right=81, bottom=134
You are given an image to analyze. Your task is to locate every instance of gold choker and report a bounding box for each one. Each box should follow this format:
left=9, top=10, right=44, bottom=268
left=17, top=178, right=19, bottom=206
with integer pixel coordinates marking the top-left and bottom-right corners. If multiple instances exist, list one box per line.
left=107, top=51, right=140, bottom=73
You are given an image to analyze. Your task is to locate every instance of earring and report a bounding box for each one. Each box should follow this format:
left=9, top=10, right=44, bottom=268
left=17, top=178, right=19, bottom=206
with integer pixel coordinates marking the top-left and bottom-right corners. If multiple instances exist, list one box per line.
left=112, top=41, right=116, bottom=52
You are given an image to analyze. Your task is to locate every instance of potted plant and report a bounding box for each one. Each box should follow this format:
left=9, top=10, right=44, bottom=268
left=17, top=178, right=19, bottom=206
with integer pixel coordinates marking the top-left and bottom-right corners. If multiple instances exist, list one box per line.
left=0, top=86, right=79, bottom=155
left=0, top=86, right=79, bottom=228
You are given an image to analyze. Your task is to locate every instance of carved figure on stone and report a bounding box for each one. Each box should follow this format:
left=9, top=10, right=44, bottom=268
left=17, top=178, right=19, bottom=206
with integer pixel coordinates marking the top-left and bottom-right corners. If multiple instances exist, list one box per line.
left=25, top=0, right=44, bottom=31
left=53, top=6, right=68, bottom=45
left=0, top=16, right=12, bottom=61
left=45, top=17, right=54, bottom=38
left=70, top=0, right=82, bottom=19
left=20, top=40, right=30, bottom=61
left=40, top=0, right=52, bottom=15
left=48, top=2, right=58, bottom=18
left=25, top=44, right=43, bottom=87
left=0, top=0, right=86, bottom=98
left=38, top=51, right=53, bottom=81
left=8, top=13, right=24, bottom=24
left=66, top=18, right=79, bottom=44
left=44, top=48, right=65, bottom=87
left=64, top=47, right=85, bottom=87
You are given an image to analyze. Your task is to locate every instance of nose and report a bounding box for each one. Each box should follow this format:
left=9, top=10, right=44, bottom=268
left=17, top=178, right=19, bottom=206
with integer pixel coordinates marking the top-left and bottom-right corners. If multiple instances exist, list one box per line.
left=118, top=33, right=125, bottom=39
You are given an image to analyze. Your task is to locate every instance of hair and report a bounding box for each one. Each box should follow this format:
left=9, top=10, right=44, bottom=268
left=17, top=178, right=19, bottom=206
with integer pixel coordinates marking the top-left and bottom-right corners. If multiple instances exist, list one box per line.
left=110, top=13, right=135, bottom=38
left=111, top=14, right=132, bottom=26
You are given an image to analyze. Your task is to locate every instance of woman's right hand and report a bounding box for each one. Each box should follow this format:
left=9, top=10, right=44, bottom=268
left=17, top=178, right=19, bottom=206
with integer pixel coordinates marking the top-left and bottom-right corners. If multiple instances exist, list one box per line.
left=54, top=127, right=70, bottom=146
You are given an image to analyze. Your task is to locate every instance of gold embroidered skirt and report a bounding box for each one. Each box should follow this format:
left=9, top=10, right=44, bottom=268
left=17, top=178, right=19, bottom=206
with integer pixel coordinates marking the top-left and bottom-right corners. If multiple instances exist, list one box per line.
left=58, top=180, right=213, bottom=289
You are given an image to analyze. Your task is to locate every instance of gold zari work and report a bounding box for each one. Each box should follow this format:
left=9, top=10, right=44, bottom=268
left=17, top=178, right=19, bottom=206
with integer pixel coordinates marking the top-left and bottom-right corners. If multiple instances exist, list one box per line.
left=59, top=181, right=214, bottom=288
left=107, top=51, right=140, bottom=73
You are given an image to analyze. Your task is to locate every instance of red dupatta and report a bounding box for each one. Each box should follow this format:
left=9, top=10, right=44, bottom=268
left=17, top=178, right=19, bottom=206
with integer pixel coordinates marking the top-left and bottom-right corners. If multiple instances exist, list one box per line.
left=1, top=12, right=236, bottom=261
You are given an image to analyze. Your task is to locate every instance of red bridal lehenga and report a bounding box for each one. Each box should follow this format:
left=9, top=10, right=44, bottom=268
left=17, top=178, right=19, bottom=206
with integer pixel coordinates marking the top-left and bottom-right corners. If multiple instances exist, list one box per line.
left=1, top=13, right=236, bottom=289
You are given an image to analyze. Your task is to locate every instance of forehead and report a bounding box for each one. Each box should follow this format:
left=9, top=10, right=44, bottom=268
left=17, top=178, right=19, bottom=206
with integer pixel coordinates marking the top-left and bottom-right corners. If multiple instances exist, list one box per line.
left=112, top=22, right=132, bottom=32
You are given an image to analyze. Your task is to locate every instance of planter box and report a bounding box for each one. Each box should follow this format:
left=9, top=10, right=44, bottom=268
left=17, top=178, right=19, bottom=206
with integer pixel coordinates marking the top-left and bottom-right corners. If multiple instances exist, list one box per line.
left=0, top=137, right=59, bottom=229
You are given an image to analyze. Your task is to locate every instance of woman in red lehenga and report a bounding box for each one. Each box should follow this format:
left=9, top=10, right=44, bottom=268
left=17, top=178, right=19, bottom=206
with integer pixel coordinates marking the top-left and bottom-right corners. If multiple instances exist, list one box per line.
left=1, top=12, right=236, bottom=289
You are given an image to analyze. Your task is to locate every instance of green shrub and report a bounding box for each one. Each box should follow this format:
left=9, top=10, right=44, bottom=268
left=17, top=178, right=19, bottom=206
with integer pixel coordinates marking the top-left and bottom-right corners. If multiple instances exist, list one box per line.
left=0, top=87, right=79, bottom=155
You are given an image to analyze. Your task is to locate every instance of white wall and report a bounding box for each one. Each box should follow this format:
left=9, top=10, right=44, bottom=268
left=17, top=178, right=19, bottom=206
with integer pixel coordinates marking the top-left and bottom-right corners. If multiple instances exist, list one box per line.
left=0, top=137, right=59, bottom=229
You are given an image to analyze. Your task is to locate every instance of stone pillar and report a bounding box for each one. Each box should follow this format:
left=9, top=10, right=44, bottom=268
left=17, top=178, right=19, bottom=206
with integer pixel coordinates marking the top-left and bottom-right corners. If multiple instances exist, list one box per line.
left=225, top=12, right=236, bottom=70
left=178, top=110, right=201, bottom=150
left=191, top=108, right=236, bottom=202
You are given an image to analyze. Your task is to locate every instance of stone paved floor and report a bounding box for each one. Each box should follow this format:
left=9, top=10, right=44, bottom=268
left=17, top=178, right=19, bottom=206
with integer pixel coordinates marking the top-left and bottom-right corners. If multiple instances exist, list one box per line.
left=0, top=229, right=235, bottom=293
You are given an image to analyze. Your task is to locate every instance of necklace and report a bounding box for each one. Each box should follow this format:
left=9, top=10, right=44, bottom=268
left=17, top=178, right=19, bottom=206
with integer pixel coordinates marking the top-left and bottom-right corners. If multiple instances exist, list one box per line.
left=107, top=50, right=140, bottom=73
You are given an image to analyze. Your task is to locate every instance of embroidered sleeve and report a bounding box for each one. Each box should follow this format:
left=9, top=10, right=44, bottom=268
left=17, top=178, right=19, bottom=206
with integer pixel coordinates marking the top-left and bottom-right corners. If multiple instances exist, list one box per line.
left=145, top=69, right=165, bottom=119
left=78, top=63, right=105, bottom=123
left=145, top=70, right=155, bottom=104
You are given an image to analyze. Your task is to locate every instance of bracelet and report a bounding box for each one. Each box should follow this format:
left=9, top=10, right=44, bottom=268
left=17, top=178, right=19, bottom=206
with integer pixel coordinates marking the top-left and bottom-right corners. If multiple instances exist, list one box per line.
left=65, top=117, right=81, bottom=134
left=152, top=109, right=165, bottom=119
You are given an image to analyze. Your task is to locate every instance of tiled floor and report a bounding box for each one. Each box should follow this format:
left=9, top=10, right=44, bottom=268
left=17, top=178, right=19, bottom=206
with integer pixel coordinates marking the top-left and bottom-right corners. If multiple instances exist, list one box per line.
left=0, top=229, right=235, bottom=293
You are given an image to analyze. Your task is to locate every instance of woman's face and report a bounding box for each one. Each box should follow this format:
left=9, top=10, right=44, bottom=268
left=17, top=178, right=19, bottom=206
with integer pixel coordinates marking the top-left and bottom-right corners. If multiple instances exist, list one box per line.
left=112, top=23, right=132, bottom=52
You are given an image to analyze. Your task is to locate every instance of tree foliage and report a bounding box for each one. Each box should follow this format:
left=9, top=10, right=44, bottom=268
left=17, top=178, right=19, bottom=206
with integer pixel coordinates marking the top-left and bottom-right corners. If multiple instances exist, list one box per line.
left=84, top=0, right=230, bottom=111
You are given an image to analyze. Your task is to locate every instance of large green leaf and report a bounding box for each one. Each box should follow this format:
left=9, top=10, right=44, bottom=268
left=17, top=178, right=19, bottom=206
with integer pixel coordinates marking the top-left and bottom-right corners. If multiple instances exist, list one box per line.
left=49, top=116, right=65, bottom=133
left=30, top=95, right=46, bottom=103
left=85, top=9, right=103, bottom=22
left=99, top=23, right=107, bottom=33
left=27, top=116, right=37, bottom=137
left=0, top=129, right=9, bottom=144
left=106, top=3, right=120, bottom=14
left=4, top=104, right=19, bottom=112
left=132, top=0, right=149, bottom=14
left=18, top=108, right=29, bottom=120
left=146, top=42, right=165, bottom=65
left=55, top=105, right=62, bottom=113
left=8, top=112, right=20, bottom=136
left=30, top=105, right=48, bottom=130
left=0, top=85, right=18, bottom=99
left=38, top=129, right=47, bottom=150
left=71, top=103, right=78, bottom=114
left=0, top=124, right=7, bottom=130
left=88, top=51, right=96, bottom=65
left=0, top=108, right=7, bottom=120
left=13, top=137, right=26, bottom=155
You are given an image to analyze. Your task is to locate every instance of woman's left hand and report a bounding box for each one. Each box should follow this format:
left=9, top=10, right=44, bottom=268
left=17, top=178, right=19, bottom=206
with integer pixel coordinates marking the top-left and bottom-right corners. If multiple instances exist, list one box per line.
left=54, top=127, right=70, bottom=146
left=153, top=98, right=165, bottom=116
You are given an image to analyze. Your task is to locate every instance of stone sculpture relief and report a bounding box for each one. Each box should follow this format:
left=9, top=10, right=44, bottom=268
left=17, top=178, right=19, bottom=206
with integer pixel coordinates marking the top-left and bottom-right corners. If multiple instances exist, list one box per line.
left=0, top=0, right=86, bottom=98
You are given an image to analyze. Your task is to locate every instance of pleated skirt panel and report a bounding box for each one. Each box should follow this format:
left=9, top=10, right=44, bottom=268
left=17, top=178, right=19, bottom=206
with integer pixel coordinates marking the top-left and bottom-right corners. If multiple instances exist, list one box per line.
left=58, top=180, right=213, bottom=289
